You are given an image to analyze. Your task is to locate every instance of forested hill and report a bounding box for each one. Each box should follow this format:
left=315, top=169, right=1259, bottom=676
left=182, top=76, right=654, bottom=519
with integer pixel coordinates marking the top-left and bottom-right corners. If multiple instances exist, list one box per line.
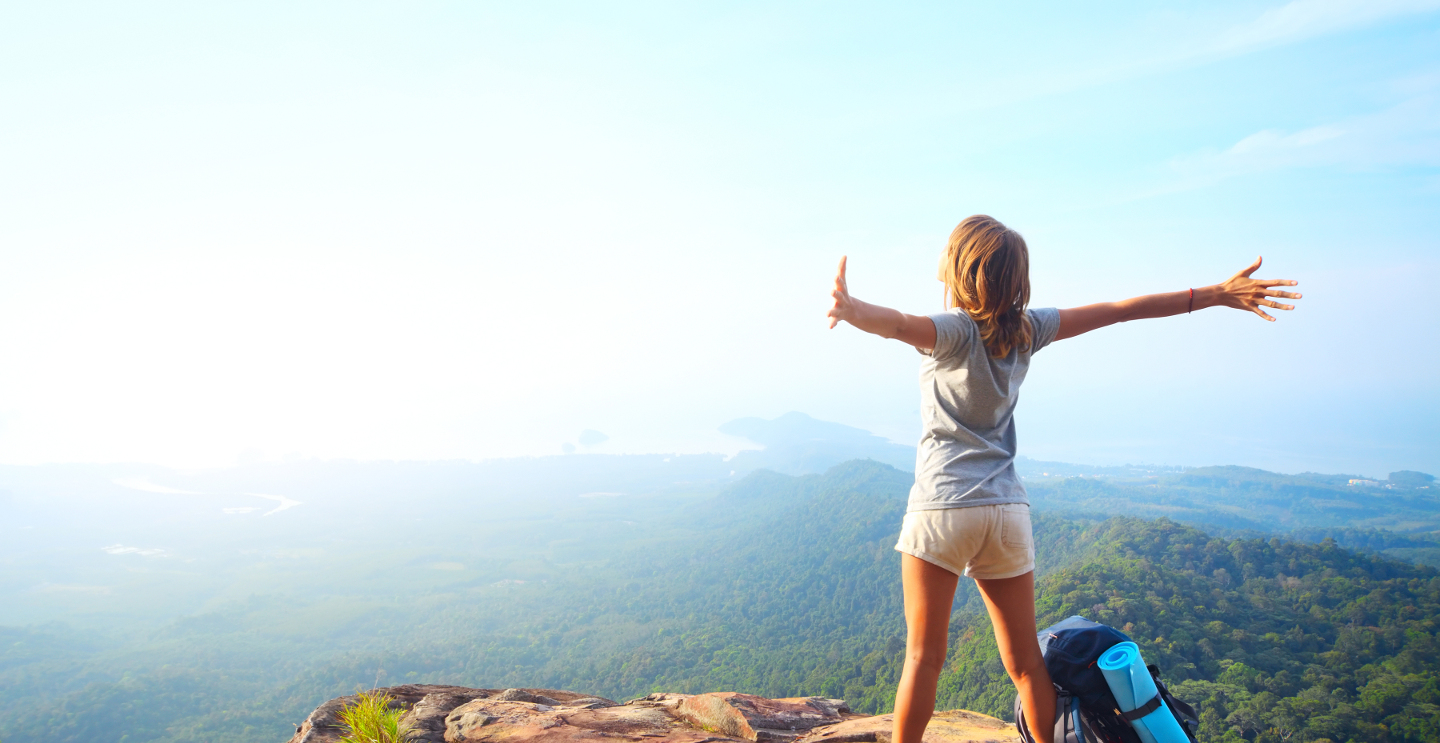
left=0, top=461, right=923, bottom=742
left=1022, top=464, right=1440, bottom=565
left=3, top=460, right=1438, bottom=743
left=941, top=518, right=1440, bottom=743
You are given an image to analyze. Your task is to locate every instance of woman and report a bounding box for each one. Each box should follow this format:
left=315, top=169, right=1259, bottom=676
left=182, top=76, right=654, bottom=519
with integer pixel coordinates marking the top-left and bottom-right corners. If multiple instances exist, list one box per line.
left=825, top=215, right=1300, bottom=743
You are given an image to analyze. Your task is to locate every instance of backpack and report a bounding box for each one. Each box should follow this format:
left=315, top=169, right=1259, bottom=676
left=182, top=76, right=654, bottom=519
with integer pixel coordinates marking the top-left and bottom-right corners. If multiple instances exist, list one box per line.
left=1014, top=616, right=1200, bottom=743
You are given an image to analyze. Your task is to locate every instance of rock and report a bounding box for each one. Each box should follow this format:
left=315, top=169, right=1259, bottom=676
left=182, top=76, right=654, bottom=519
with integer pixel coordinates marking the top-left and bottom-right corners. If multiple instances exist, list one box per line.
left=674, top=693, right=854, bottom=742
left=286, top=686, right=607, bottom=743
left=563, top=697, right=618, bottom=709
left=493, top=688, right=567, bottom=706
left=785, top=697, right=849, bottom=718
left=445, top=697, right=738, bottom=742
left=633, top=692, right=695, bottom=707
left=290, top=684, right=496, bottom=743
left=403, top=688, right=500, bottom=743
left=797, top=709, right=1019, bottom=743
left=285, top=685, right=1017, bottom=743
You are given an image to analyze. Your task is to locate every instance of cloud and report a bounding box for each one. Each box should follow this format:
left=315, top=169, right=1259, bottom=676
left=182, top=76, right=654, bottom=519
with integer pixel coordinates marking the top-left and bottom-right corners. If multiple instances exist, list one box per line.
left=1228, top=126, right=1345, bottom=154
left=1163, top=92, right=1440, bottom=189
left=1213, top=0, right=1440, bottom=54
left=951, top=0, right=1440, bottom=115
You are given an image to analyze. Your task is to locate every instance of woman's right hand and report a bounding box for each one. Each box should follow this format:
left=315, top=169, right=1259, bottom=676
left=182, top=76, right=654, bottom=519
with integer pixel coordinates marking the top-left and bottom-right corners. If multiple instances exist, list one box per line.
left=827, top=256, right=853, bottom=329
left=1211, top=256, right=1302, bottom=321
left=825, top=256, right=938, bottom=349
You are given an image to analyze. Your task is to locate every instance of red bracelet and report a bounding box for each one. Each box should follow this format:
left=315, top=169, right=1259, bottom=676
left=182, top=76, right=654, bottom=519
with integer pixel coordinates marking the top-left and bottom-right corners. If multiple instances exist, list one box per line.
left=1188, top=288, right=1194, bottom=314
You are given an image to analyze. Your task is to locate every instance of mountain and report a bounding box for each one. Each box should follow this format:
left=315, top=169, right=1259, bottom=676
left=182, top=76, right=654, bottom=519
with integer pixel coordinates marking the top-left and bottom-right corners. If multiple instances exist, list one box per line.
left=719, top=412, right=918, bottom=475
left=1020, top=463, right=1440, bottom=566
left=2, top=441, right=1437, bottom=743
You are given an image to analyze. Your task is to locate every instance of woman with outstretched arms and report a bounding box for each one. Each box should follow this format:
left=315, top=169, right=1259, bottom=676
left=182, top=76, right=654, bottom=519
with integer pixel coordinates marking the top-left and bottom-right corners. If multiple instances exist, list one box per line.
left=825, top=215, right=1300, bottom=743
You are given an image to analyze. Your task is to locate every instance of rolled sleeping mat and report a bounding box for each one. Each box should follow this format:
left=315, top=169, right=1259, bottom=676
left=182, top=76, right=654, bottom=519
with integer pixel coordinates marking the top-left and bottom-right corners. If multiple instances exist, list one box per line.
left=1097, top=642, right=1190, bottom=743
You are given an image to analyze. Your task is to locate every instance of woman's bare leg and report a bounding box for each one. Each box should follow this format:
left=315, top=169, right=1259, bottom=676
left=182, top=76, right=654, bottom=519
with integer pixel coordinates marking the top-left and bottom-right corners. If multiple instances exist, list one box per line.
left=893, top=553, right=959, bottom=743
left=975, top=571, right=1055, bottom=743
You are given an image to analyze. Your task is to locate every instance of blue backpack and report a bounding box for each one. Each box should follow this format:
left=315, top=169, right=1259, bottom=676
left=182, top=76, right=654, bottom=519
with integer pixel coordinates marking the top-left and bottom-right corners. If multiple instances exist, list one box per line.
left=1014, top=616, right=1199, bottom=743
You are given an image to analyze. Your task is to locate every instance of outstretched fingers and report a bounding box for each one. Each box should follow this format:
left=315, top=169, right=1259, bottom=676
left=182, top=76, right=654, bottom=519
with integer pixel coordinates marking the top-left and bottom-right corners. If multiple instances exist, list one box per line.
left=1218, top=257, right=1301, bottom=321
left=1254, top=279, right=1300, bottom=315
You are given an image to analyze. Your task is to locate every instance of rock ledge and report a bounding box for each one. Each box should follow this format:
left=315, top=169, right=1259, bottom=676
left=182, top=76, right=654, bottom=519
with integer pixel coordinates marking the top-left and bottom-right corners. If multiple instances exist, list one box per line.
left=287, top=684, right=1019, bottom=743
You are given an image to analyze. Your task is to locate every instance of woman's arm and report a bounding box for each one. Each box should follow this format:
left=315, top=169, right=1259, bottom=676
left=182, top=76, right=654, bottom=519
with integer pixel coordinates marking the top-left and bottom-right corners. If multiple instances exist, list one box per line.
left=1055, top=256, right=1301, bottom=342
left=826, top=256, right=938, bottom=350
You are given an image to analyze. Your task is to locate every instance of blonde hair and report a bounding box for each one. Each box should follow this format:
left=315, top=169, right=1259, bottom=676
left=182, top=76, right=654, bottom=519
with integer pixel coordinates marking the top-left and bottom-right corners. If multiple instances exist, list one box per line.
left=940, top=215, right=1032, bottom=358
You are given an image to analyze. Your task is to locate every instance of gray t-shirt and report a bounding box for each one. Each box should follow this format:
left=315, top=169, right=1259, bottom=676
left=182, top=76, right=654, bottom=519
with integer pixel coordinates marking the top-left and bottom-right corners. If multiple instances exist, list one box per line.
left=907, top=307, right=1062, bottom=512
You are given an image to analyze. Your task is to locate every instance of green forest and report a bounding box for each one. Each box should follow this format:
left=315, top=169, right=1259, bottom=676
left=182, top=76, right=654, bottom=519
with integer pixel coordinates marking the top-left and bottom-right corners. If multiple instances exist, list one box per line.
left=939, top=518, right=1440, bottom=743
left=2, top=459, right=1438, bottom=743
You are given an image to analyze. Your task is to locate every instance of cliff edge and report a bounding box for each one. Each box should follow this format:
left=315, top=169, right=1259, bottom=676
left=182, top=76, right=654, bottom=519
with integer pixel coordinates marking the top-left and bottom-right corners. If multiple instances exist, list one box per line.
left=286, top=684, right=1019, bottom=743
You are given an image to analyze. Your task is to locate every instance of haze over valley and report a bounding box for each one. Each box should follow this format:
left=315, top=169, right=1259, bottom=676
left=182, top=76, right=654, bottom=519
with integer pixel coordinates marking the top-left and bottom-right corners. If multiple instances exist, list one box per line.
left=2, top=414, right=1437, bottom=741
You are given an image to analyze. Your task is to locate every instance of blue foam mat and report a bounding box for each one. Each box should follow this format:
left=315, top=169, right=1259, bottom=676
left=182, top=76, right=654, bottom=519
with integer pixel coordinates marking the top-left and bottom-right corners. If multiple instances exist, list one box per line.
left=1097, top=642, right=1190, bottom=743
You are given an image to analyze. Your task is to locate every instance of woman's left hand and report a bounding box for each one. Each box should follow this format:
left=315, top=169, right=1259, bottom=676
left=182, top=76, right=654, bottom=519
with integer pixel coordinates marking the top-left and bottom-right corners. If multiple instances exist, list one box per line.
left=1213, top=256, right=1302, bottom=322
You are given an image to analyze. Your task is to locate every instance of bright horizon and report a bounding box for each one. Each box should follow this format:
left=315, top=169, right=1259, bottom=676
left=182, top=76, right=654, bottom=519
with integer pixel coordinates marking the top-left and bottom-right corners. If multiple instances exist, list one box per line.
left=1, top=1, right=1437, bottom=477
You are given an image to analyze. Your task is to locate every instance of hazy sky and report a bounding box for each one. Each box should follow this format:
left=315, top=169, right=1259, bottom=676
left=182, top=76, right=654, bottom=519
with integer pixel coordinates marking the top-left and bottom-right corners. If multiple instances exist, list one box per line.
left=1, top=1, right=1436, bottom=476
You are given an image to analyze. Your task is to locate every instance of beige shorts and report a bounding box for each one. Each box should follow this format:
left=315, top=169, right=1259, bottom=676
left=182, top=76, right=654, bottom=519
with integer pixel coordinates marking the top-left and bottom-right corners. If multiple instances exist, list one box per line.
left=894, top=503, right=1035, bottom=580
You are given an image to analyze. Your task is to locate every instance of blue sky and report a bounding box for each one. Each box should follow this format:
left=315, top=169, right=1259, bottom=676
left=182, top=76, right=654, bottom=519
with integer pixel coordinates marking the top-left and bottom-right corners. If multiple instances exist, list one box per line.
left=0, top=1, right=1436, bottom=476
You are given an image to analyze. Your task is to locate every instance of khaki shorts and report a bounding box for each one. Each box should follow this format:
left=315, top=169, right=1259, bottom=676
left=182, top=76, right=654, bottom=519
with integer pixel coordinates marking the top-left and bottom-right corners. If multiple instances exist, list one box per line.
left=894, top=503, right=1035, bottom=580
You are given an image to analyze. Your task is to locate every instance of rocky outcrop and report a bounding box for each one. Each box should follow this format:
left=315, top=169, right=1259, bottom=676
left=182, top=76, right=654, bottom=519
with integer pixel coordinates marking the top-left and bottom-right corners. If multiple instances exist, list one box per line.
left=670, top=692, right=851, bottom=741
left=286, top=685, right=1019, bottom=743
left=800, top=709, right=1020, bottom=743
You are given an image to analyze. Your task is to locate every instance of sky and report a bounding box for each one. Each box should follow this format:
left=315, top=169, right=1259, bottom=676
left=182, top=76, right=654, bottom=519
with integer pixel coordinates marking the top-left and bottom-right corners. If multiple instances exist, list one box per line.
left=0, top=0, right=1436, bottom=476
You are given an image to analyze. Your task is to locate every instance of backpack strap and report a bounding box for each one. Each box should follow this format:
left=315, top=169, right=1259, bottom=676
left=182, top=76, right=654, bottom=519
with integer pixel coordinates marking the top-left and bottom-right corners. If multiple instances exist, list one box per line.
left=1057, top=691, right=1087, bottom=743
left=1118, top=696, right=1162, bottom=722
left=1016, top=685, right=1094, bottom=743
left=1146, top=664, right=1200, bottom=742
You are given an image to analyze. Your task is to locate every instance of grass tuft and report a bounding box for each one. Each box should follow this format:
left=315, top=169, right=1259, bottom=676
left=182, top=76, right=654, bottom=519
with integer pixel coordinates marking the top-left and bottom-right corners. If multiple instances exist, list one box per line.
left=336, top=690, right=413, bottom=743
